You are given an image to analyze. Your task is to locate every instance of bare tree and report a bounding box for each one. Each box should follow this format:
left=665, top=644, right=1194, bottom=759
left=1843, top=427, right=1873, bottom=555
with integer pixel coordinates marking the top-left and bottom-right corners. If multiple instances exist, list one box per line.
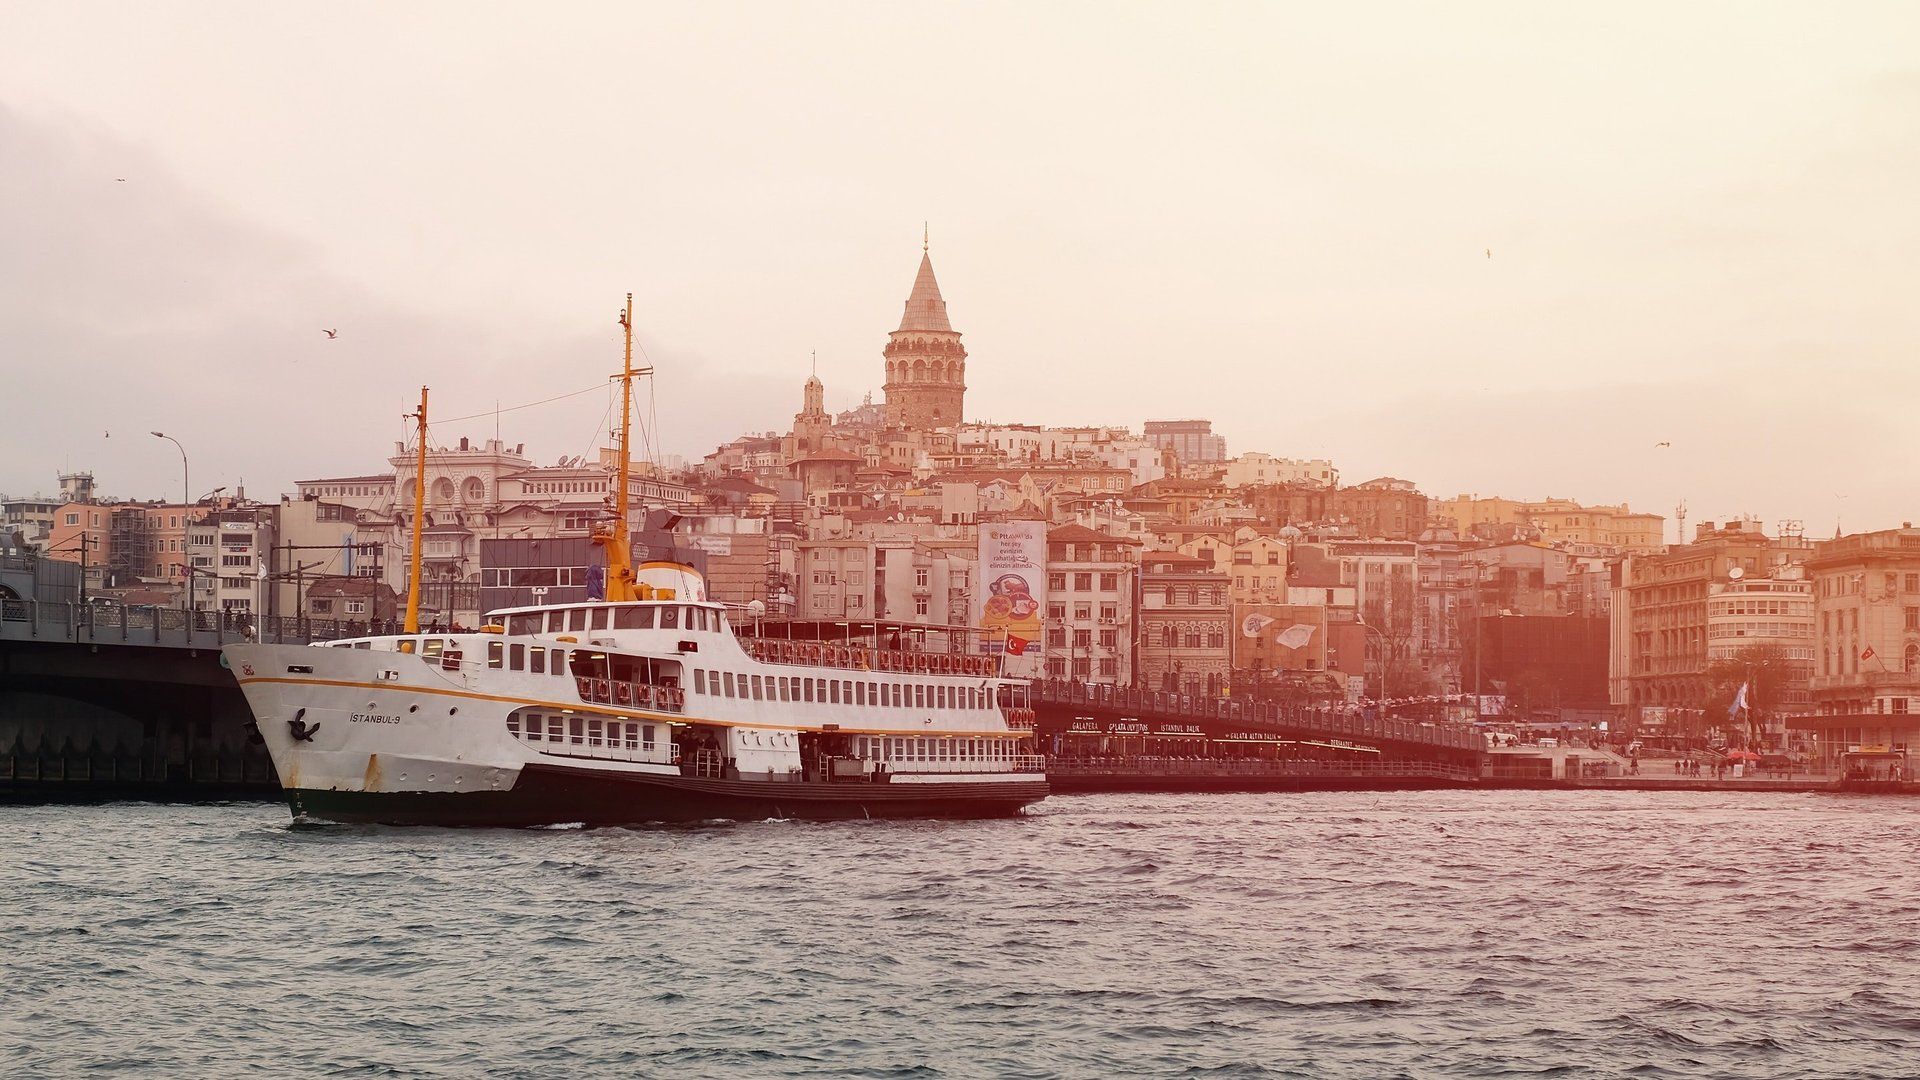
left=1706, top=642, right=1798, bottom=748
left=1363, top=573, right=1420, bottom=697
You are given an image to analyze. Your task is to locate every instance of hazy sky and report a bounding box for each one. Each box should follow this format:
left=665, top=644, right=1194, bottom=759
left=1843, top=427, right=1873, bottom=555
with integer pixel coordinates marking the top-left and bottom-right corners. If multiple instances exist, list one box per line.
left=3, top=3, right=1917, bottom=540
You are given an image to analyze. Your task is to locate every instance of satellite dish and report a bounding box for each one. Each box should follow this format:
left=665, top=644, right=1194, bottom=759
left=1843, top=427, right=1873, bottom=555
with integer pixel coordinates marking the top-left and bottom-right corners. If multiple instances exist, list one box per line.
left=1728, top=566, right=1745, bottom=580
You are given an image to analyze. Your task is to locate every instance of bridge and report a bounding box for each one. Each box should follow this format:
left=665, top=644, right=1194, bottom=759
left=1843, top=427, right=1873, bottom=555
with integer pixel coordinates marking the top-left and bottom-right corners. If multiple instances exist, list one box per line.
left=3, top=599, right=1494, bottom=801
left=1029, top=679, right=1487, bottom=790
left=0, top=600, right=358, bottom=800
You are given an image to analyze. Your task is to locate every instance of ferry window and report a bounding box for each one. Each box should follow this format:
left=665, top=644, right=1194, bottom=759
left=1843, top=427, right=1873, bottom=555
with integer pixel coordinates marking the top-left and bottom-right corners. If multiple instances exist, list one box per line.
left=829, top=681, right=840, bottom=704
left=693, top=669, right=705, bottom=695
left=554, top=651, right=569, bottom=677
left=751, top=675, right=763, bottom=700
left=487, top=642, right=504, bottom=669
left=725, top=673, right=738, bottom=698
left=570, top=717, right=585, bottom=744
left=660, top=607, right=680, bottom=630
left=803, top=679, right=814, bottom=703
left=507, top=716, right=520, bottom=736
left=547, top=611, right=565, bottom=632
left=616, top=607, right=655, bottom=630
left=530, top=646, right=546, bottom=675
left=510, top=644, right=524, bottom=670
left=689, top=608, right=706, bottom=632
left=840, top=680, right=852, bottom=702
left=588, top=719, right=603, bottom=747
left=593, top=608, right=611, bottom=630
left=549, top=716, right=565, bottom=740
left=568, top=610, right=588, bottom=632
left=913, top=685, right=925, bottom=709
left=855, top=683, right=866, bottom=706
left=625, top=724, right=640, bottom=750
left=643, top=724, right=656, bottom=750
left=422, top=638, right=444, bottom=658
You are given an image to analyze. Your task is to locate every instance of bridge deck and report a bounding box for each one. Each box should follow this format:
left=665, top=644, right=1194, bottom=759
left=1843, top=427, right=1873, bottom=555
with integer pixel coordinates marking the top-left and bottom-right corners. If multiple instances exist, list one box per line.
left=1031, top=680, right=1481, bottom=757
left=1, top=599, right=355, bottom=650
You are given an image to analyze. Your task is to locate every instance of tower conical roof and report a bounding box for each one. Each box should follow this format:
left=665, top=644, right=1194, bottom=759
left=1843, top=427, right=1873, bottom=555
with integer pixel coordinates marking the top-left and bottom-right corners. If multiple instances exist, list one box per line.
left=896, top=253, right=953, bottom=334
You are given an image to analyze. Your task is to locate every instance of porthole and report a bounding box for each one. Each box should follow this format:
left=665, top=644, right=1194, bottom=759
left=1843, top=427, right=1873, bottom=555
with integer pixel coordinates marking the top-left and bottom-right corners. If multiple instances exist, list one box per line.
left=408, top=704, right=419, bottom=713
left=449, top=707, right=459, bottom=716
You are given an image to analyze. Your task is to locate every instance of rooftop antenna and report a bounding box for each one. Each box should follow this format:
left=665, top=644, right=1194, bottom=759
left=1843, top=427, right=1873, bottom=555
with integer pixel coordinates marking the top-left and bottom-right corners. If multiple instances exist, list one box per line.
left=1674, top=499, right=1687, bottom=545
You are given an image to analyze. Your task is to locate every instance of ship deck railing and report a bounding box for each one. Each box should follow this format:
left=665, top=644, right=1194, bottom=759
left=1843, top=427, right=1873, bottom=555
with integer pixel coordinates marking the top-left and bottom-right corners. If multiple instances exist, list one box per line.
left=514, top=729, right=671, bottom=767
left=871, top=755, right=1048, bottom=775
left=574, top=677, right=686, bottom=714
left=738, top=635, right=999, bottom=678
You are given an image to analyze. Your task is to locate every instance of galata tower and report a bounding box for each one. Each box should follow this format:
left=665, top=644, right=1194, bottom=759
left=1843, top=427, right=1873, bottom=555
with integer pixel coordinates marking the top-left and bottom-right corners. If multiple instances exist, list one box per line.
left=882, top=239, right=966, bottom=429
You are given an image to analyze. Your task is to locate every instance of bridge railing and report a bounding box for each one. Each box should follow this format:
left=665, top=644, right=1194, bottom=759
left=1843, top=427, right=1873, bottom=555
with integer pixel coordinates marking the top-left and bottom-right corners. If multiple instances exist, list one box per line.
left=1046, top=755, right=1477, bottom=782
left=0, top=600, right=361, bottom=649
left=1031, top=679, right=1481, bottom=752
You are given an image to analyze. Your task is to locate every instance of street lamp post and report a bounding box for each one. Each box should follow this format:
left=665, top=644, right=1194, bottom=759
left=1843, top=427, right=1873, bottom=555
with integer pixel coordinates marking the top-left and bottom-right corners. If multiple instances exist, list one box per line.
left=152, top=432, right=189, bottom=609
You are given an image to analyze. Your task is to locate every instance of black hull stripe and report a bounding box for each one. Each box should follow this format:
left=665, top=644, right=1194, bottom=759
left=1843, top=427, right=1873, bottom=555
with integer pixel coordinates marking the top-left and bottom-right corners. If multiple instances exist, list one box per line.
left=286, top=763, right=1049, bottom=827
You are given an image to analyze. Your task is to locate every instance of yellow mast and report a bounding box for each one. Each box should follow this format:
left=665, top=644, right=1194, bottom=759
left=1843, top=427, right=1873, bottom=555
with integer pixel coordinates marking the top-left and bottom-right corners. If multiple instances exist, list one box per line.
left=404, top=386, right=429, bottom=635
left=596, top=295, right=640, bottom=601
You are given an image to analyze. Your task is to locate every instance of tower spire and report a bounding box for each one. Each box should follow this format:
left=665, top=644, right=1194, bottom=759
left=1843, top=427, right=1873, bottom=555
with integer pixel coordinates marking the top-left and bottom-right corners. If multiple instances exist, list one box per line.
left=923, top=221, right=929, bottom=253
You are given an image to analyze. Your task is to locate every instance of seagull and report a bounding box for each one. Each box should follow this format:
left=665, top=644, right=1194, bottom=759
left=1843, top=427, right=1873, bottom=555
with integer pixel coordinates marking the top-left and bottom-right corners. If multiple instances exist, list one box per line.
left=1655, top=441, right=1671, bottom=448
left=1485, top=248, right=1491, bottom=258
left=104, top=431, right=110, bottom=438
left=115, top=178, right=126, bottom=183
left=322, top=329, right=338, bottom=339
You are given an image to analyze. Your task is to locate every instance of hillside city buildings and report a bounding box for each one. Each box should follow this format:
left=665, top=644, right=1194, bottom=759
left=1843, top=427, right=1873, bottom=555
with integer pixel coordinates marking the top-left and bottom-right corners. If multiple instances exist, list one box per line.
left=4, top=239, right=1903, bottom=749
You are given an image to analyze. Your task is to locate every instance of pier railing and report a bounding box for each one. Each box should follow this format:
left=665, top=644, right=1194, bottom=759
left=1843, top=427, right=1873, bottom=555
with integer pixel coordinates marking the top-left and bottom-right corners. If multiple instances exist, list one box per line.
left=1032, top=679, right=1481, bottom=752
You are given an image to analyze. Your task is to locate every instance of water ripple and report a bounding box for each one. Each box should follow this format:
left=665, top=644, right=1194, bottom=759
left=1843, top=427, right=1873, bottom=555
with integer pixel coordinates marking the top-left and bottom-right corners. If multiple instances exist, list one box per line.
left=4, top=791, right=1918, bottom=1077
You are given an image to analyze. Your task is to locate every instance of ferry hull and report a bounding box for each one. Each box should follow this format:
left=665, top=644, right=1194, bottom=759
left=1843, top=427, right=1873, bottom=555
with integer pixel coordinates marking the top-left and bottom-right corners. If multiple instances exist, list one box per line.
left=287, top=762, right=1049, bottom=827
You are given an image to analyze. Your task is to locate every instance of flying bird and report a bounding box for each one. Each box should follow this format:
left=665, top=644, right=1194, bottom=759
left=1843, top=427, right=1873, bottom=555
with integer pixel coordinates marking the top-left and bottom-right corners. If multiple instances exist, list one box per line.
left=115, top=178, right=126, bottom=182
left=322, top=329, right=338, bottom=339
left=1655, top=441, right=1671, bottom=448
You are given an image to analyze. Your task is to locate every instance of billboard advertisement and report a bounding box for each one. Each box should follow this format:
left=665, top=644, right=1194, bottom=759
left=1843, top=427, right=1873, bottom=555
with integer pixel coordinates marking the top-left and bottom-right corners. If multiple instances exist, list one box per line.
left=1232, top=603, right=1328, bottom=673
left=975, top=520, right=1046, bottom=657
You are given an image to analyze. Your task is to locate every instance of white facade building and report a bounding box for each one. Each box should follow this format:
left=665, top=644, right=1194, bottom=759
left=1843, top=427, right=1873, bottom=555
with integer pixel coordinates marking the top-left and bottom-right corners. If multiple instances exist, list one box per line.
left=1223, top=453, right=1338, bottom=489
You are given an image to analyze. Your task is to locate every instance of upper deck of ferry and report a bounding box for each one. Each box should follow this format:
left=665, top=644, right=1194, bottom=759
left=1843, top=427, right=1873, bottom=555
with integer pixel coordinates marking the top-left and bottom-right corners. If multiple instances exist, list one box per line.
left=394, top=599, right=1011, bottom=680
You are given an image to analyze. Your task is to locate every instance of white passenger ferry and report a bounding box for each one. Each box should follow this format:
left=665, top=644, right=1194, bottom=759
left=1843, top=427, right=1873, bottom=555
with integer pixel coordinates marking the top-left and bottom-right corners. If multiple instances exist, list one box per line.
left=225, top=300, right=1046, bottom=826
left=225, top=565, right=1046, bottom=825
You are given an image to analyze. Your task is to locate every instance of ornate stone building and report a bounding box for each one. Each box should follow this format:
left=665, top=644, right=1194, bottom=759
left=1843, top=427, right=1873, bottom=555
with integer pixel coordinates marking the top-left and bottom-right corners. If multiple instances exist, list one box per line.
left=793, top=370, right=831, bottom=455
left=883, top=246, right=966, bottom=429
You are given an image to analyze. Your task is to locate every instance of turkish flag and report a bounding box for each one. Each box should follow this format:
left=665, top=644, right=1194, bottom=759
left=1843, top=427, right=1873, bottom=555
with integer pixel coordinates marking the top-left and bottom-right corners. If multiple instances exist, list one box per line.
left=1005, top=635, right=1031, bottom=656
